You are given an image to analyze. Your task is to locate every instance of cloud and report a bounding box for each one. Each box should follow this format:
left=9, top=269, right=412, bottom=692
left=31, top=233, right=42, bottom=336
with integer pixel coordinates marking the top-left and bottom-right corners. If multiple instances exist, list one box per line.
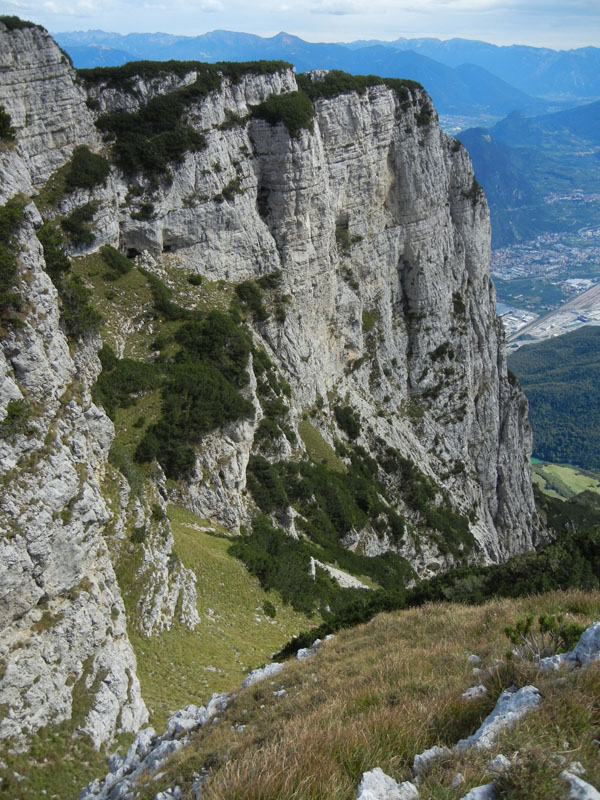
left=310, top=0, right=366, bottom=15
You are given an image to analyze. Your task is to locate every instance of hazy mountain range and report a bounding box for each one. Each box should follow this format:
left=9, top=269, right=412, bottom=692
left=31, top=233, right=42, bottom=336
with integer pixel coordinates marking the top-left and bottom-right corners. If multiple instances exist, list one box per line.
left=458, top=100, right=600, bottom=247
left=55, top=29, right=600, bottom=120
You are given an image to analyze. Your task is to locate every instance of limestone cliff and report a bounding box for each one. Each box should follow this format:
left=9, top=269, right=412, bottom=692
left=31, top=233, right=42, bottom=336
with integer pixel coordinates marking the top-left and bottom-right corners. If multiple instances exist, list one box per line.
left=0, top=20, right=541, bottom=760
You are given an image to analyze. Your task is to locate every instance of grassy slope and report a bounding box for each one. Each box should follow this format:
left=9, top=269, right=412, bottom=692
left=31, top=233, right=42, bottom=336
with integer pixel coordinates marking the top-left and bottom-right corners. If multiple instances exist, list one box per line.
left=131, top=590, right=600, bottom=800
left=533, top=462, right=600, bottom=501
left=129, top=505, right=314, bottom=730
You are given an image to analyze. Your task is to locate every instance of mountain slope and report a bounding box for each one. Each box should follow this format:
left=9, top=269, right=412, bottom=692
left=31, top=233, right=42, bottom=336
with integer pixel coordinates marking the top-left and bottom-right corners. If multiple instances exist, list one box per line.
left=0, top=17, right=541, bottom=792
left=89, top=590, right=600, bottom=800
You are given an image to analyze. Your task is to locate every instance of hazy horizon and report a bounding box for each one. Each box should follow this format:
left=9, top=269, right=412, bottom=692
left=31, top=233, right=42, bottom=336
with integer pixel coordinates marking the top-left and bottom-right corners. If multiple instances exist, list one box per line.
left=1, top=0, right=598, bottom=51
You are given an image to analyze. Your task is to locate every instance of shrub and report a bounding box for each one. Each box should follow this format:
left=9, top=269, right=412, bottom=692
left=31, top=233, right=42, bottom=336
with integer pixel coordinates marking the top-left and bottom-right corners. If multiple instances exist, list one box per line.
left=93, top=346, right=161, bottom=418
left=298, top=71, right=380, bottom=100
left=108, top=442, right=145, bottom=495
left=130, top=525, right=147, bottom=544
left=262, top=599, right=276, bottom=618
left=187, top=274, right=203, bottom=286
left=100, top=244, right=132, bottom=278
left=59, top=276, right=102, bottom=337
left=134, top=309, right=254, bottom=478
left=175, top=311, right=252, bottom=385
left=462, top=177, right=484, bottom=204
left=235, top=280, right=268, bottom=322
left=504, top=613, right=586, bottom=661
left=452, top=291, right=466, bottom=316
left=36, top=221, right=100, bottom=337
left=141, top=269, right=187, bottom=321
left=0, top=15, right=43, bottom=31
left=136, top=362, right=253, bottom=477
left=229, top=515, right=325, bottom=614
left=64, top=145, right=110, bottom=191
left=60, top=202, right=98, bottom=247
left=297, top=71, right=422, bottom=104
left=416, top=102, right=434, bottom=126
left=257, top=270, right=282, bottom=290
left=334, top=404, right=361, bottom=440
left=0, top=196, right=25, bottom=312
left=0, top=399, right=30, bottom=437
left=216, top=177, right=243, bottom=203
left=381, top=447, right=474, bottom=556
left=96, top=79, right=211, bottom=179
left=0, top=104, right=15, bottom=141
left=246, top=455, right=289, bottom=513
left=37, top=222, right=71, bottom=281
left=251, top=91, right=314, bottom=138
left=131, top=202, right=154, bottom=221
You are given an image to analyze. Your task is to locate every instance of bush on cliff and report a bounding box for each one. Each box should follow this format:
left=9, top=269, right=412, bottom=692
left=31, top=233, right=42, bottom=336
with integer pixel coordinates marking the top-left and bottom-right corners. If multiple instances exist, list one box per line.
left=251, top=90, right=315, bottom=138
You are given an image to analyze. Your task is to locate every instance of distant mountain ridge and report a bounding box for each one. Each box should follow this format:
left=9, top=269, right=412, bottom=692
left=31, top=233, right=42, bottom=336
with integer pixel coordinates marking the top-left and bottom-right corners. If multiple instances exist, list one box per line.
left=349, top=36, right=600, bottom=101
left=55, top=29, right=560, bottom=118
left=55, top=30, right=600, bottom=110
left=458, top=99, right=600, bottom=247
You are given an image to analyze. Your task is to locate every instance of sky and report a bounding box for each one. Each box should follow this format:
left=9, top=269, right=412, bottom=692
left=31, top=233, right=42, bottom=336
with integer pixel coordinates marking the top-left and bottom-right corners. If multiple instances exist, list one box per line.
left=1, top=0, right=599, bottom=49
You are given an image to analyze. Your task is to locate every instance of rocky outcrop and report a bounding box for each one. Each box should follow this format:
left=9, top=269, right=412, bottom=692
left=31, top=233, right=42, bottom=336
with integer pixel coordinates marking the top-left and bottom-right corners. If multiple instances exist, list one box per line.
left=0, top=208, right=147, bottom=748
left=70, top=60, right=541, bottom=563
left=0, top=20, right=97, bottom=187
left=79, top=692, right=230, bottom=800
left=0, top=25, right=186, bottom=750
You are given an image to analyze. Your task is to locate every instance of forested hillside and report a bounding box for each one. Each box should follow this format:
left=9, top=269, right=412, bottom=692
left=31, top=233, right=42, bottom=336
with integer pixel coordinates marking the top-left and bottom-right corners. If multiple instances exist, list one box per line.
left=508, top=326, right=600, bottom=469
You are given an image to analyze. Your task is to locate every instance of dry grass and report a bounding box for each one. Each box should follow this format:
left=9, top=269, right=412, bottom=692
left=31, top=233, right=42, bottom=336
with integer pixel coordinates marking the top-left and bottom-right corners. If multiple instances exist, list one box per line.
left=131, top=590, right=600, bottom=800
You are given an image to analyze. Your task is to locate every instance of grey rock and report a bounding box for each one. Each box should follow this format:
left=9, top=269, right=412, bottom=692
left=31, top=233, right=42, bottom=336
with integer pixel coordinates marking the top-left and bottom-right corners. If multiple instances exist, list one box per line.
left=571, top=622, right=600, bottom=667
left=451, top=774, right=466, bottom=789
left=487, top=754, right=511, bottom=774
left=242, top=663, right=285, bottom=687
left=412, top=745, right=452, bottom=777
left=356, top=768, right=419, bottom=800
left=462, top=685, right=488, bottom=700
left=456, top=686, right=541, bottom=752
left=539, top=653, right=568, bottom=672
left=561, top=771, right=600, bottom=800
left=0, top=18, right=545, bottom=775
left=458, top=784, right=496, bottom=800
left=540, top=622, right=600, bottom=672
left=467, top=654, right=482, bottom=665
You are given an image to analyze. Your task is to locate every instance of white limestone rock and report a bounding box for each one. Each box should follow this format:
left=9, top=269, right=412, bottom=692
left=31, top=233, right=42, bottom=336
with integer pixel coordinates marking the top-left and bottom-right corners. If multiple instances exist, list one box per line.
left=412, top=745, right=452, bottom=777
left=571, top=622, right=600, bottom=667
left=561, top=771, right=600, bottom=800
left=0, top=19, right=546, bottom=767
left=356, top=768, right=419, bottom=800
left=456, top=686, right=541, bottom=752
left=79, top=694, right=228, bottom=800
left=487, top=754, right=511, bottom=774
left=241, top=662, right=285, bottom=687
left=0, top=21, right=97, bottom=186
left=0, top=214, right=147, bottom=749
left=540, top=622, right=600, bottom=672
left=462, top=684, right=488, bottom=700
left=452, top=773, right=466, bottom=789
left=458, top=784, right=496, bottom=800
